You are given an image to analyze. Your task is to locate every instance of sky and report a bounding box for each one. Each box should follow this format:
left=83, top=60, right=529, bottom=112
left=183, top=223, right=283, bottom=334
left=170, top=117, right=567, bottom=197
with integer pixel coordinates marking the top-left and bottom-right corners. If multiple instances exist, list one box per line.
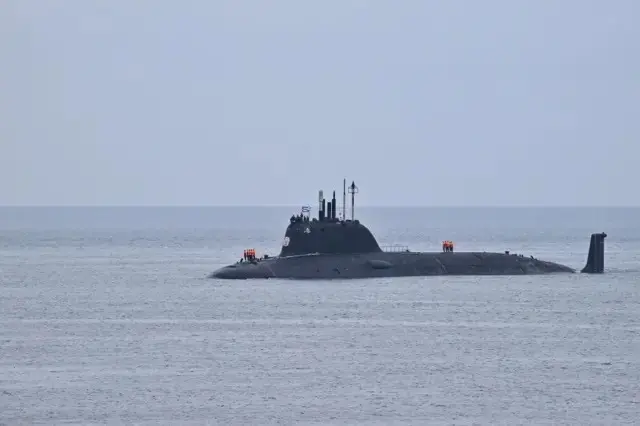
left=1, top=0, right=638, bottom=206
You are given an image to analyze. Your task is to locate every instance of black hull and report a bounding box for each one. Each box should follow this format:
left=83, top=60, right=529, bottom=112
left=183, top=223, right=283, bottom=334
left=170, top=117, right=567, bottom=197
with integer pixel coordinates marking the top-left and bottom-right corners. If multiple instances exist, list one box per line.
left=209, top=251, right=576, bottom=280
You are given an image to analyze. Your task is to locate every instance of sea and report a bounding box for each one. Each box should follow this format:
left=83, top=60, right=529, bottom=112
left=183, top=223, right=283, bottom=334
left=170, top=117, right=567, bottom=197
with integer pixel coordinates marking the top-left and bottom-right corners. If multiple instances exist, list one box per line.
left=1, top=206, right=639, bottom=425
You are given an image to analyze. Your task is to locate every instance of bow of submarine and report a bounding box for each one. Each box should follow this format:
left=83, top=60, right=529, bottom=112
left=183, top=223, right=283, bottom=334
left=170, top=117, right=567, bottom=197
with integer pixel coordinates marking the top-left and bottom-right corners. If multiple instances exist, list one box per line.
left=209, top=262, right=275, bottom=279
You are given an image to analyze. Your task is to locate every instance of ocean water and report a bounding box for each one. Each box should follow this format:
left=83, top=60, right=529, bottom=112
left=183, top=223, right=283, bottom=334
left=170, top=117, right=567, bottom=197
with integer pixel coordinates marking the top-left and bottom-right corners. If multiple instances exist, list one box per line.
left=1, top=206, right=639, bottom=425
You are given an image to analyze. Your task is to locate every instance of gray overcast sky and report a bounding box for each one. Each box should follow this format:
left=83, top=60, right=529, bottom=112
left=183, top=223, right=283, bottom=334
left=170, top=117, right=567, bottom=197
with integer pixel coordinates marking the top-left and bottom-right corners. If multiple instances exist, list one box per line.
left=1, top=1, right=638, bottom=206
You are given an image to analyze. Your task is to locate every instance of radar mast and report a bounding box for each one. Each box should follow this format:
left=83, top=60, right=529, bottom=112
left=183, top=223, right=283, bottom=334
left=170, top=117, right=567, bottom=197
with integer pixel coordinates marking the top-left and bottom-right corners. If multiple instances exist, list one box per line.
left=348, top=181, right=358, bottom=220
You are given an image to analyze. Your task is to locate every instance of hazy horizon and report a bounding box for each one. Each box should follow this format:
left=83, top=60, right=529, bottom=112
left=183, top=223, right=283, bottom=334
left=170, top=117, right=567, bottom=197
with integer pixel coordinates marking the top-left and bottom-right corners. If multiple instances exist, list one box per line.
left=0, top=205, right=635, bottom=233
left=1, top=204, right=640, bottom=208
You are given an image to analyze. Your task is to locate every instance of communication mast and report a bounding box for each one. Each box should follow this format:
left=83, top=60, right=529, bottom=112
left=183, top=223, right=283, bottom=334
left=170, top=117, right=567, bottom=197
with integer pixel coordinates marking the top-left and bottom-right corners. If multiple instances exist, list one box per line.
left=342, top=179, right=346, bottom=221
left=348, top=181, right=358, bottom=220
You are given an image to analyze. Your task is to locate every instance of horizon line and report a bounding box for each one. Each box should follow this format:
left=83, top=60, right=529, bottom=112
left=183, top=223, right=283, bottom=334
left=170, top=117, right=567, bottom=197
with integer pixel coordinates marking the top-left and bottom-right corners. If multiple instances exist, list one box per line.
left=0, top=204, right=639, bottom=208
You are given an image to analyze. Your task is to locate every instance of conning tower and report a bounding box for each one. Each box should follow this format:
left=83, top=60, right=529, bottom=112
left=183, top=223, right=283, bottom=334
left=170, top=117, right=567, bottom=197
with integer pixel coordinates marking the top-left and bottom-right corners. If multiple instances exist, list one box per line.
left=279, top=180, right=382, bottom=257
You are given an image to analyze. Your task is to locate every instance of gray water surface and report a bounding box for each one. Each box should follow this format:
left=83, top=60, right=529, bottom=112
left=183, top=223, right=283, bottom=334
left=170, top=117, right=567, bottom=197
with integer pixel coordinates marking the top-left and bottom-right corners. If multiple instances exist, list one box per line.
left=1, top=207, right=639, bottom=425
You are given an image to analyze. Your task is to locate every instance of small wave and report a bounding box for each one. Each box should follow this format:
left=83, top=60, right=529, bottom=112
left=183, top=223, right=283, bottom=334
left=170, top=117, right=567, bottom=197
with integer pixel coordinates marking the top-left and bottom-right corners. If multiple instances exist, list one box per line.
left=4, top=318, right=639, bottom=331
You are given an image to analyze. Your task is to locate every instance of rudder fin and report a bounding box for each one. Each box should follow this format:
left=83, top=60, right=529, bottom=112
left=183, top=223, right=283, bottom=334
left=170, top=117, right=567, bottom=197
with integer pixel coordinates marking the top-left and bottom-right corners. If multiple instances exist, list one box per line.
left=581, top=232, right=607, bottom=273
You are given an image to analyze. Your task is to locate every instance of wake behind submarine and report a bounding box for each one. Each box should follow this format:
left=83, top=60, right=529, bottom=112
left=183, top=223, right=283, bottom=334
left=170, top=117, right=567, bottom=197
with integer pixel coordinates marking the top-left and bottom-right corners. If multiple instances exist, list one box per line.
left=209, top=180, right=607, bottom=280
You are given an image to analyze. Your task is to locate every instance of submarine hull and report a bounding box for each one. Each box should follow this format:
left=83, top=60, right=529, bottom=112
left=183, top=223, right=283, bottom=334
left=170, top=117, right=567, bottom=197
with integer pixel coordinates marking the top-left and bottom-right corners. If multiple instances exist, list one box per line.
left=209, top=178, right=606, bottom=280
left=209, top=251, right=575, bottom=280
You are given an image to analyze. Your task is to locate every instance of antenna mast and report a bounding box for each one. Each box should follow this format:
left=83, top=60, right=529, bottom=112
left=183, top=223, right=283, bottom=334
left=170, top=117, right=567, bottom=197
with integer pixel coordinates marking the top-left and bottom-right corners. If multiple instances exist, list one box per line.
left=348, top=181, right=358, bottom=220
left=342, top=178, right=346, bottom=221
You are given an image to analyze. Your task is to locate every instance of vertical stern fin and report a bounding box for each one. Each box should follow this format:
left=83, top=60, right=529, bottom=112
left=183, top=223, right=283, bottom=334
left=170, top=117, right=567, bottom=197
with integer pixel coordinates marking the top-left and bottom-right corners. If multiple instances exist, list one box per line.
left=581, top=232, right=607, bottom=273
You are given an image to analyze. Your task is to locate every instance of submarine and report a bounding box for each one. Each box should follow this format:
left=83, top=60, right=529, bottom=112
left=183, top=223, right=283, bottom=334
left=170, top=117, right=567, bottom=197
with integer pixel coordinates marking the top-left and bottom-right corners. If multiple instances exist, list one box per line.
left=209, top=180, right=607, bottom=280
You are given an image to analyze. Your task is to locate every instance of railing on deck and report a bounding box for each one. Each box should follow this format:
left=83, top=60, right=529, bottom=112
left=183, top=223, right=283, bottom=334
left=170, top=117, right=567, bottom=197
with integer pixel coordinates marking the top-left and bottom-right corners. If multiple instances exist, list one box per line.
left=381, top=244, right=410, bottom=253
left=302, top=204, right=350, bottom=220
